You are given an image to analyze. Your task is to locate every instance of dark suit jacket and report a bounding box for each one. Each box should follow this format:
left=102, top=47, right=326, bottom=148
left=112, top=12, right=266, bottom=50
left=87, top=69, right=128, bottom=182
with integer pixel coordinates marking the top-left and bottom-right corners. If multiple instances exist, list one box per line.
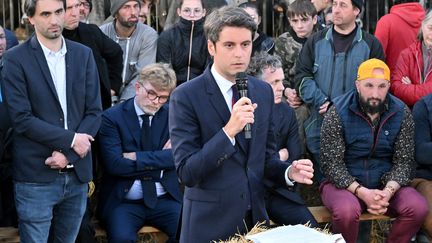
left=97, top=98, right=182, bottom=221
left=265, top=103, right=305, bottom=205
left=2, top=35, right=102, bottom=183
left=169, top=67, right=290, bottom=243
left=63, top=23, right=123, bottom=109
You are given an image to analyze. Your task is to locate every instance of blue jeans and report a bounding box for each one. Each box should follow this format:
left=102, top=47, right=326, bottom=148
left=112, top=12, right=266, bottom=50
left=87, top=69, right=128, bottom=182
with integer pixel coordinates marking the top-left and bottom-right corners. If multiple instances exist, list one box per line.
left=14, top=172, right=88, bottom=243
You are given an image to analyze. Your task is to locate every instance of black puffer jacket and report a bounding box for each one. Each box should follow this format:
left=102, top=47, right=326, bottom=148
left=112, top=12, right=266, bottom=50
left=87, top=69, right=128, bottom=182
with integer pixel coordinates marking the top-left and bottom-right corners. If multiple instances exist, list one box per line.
left=157, top=17, right=210, bottom=86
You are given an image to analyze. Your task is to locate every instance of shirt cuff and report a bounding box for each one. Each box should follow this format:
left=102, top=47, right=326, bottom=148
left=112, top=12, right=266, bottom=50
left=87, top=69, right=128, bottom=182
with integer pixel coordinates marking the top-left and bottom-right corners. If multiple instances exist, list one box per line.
left=285, top=165, right=295, bottom=186
left=222, top=128, right=235, bottom=146
left=70, top=133, right=77, bottom=148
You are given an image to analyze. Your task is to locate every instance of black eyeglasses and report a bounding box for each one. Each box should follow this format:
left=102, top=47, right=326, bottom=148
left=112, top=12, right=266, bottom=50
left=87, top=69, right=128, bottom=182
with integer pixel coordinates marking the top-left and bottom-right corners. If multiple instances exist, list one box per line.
left=139, top=83, right=169, bottom=104
left=79, top=2, right=90, bottom=9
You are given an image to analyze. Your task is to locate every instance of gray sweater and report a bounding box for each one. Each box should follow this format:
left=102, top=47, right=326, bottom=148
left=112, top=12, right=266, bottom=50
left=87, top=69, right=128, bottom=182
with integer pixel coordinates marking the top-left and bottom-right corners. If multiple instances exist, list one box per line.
left=100, top=21, right=158, bottom=101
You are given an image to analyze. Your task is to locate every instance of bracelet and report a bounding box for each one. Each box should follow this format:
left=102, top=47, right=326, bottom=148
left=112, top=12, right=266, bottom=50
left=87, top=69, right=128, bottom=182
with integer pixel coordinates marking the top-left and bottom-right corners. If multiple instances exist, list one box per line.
left=384, top=185, right=396, bottom=196
left=354, top=184, right=362, bottom=196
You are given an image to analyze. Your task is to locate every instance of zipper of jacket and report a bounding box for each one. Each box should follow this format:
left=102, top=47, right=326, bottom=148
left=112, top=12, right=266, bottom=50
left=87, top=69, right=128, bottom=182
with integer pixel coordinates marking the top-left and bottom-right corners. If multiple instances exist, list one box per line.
left=186, top=21, right=195, bottom=82
left=342, top=39, right=358, bottom=93
left=116, top=36, right=131, bottom=85
left=327, top=36, right=336, bottom=98
left=415, top=50, right=424, bottom=84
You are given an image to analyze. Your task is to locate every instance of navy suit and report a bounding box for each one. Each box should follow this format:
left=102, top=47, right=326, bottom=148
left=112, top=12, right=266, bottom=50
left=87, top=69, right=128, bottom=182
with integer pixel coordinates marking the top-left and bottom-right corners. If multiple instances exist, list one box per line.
left=98, top=98, right=182, bottom=242
left=2, top=35, right=102, bottom=242
left=265, top=103, right=317, bottom=227
left=2, top=36, right=102, bottom=183
left=169, top=67, right=290, bottom=243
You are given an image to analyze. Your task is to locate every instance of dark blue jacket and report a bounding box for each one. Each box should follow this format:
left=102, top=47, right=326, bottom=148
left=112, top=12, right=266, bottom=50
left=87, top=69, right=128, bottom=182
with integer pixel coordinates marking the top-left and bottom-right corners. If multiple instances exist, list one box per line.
left=333, top=90, right=405, bottom=188
left=413, top=94, right=432, bottom=180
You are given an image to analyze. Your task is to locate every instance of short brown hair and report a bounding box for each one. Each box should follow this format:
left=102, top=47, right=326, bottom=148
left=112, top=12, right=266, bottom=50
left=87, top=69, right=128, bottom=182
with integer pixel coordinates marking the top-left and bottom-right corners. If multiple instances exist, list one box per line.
left=204, top=6, right=256, bottom=44
left=287, top=0, right=317, bottom=19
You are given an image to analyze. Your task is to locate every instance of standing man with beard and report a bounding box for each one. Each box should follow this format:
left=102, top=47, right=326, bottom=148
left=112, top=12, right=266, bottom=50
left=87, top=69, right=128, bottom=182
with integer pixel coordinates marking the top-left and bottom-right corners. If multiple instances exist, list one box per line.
left=1, top=0, right=102, bottom=242
left=319, top=58, right=428, bottom=243
left=100, top=0, right=157, bottom=101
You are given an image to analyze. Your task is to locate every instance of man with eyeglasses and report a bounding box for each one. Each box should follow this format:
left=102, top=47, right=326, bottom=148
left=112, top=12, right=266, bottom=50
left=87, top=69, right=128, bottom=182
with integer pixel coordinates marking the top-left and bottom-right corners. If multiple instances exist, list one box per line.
left=100, top=0, right=158, bottom=102
left=98, top=63, right=182, bottom=243
left=78, top=0, right=92, bottom=23
left=157, top=0, right=210, bottom=86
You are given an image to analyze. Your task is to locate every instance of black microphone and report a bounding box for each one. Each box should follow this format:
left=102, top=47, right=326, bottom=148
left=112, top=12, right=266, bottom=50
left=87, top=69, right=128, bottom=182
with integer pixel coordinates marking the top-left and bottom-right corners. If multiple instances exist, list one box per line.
left=235, top=72, right=252, bottom=139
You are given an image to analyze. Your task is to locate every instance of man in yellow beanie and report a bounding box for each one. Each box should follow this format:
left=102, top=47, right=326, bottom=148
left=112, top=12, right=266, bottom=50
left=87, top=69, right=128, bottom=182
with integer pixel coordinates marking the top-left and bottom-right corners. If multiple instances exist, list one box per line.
left=319, top=58, right=428, bottom=243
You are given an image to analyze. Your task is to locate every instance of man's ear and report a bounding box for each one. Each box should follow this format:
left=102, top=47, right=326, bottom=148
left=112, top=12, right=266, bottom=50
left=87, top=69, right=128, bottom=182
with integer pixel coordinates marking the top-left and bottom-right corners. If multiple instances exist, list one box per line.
left=208, top=40, right=215, bottom=57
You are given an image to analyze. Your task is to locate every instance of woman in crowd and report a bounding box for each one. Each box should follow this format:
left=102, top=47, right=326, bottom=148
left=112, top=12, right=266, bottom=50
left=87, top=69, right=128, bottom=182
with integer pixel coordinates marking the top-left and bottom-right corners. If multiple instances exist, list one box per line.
left=391, top=10, right=432, bottom=107
left=156, top=0, right=210, bottom=86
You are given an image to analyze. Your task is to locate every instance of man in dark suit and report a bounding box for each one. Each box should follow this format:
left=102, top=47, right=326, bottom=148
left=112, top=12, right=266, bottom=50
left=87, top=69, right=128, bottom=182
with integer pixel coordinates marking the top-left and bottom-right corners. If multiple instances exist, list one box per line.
left=98, top=63, right=182, bottom=243
left=63, top=0, right=123, bottom=110
left=169, top=6, right=314, bottom=243
left=1, top=0, right=102, bottom=242
left=247, top=51, right=318, bottom=227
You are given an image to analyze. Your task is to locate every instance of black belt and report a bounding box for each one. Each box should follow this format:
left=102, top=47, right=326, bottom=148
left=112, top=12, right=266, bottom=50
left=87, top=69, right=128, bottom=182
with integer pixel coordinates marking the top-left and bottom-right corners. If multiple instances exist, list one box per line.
left=59, top=166, right=74, bottom=174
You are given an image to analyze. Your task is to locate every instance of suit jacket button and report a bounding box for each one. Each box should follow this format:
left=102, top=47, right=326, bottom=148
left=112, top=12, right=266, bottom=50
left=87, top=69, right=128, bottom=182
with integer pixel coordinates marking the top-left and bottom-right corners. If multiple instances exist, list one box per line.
left=124, top=189, right=128, bottom=192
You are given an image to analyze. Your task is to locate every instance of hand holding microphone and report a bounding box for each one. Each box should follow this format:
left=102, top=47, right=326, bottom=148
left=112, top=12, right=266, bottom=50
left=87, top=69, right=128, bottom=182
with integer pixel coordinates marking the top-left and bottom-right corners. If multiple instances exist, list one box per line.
left=223, top=72, right=256, bottom=139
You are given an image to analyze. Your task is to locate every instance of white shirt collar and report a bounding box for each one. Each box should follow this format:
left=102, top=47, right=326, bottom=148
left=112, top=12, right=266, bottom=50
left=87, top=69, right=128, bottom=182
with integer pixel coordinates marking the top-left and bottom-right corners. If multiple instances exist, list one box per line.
left=211, top=65, right=235, bottom=95
left=133, top=98, right=145, bottom=117
left=39, top=36, right=67, bottom=58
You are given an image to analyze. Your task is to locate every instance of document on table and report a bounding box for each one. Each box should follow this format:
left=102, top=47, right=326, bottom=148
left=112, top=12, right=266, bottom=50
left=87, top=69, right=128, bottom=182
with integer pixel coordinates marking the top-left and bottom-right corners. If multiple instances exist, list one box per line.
left=245, top=224, right=345, bottom=243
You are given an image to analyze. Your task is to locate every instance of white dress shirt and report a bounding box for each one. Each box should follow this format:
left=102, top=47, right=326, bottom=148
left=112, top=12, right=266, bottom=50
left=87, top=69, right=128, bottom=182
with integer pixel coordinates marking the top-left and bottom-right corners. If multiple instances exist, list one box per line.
left=125, top=99, right=167, bottom=200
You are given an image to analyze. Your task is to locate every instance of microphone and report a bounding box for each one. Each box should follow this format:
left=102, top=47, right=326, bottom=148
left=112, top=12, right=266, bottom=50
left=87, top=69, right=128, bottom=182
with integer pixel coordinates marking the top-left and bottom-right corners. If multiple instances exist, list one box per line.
left=235, top=72, right=252, bottom=139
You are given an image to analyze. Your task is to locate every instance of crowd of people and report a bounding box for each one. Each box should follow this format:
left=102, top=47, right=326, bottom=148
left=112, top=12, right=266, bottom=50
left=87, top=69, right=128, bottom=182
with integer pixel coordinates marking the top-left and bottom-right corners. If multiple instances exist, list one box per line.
left=1, top=0, right=432, bottom=243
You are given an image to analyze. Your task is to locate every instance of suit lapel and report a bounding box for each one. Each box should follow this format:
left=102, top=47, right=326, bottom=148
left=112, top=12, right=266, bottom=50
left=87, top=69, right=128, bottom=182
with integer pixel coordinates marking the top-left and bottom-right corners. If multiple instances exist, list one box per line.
left=205, top=69, right=231, bottom=125
left=30, top=36, right=61, bottom=105
left=65, top=41, right=73, bottom=115
left=123, top=99, right=141, bottom=147
left=204, top=68, right=251, bottom=153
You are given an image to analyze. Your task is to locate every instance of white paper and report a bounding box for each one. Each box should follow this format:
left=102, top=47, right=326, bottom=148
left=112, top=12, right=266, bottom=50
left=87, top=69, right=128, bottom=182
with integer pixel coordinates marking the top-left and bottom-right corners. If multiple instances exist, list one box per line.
left=245, top=224, right=345, bottom=243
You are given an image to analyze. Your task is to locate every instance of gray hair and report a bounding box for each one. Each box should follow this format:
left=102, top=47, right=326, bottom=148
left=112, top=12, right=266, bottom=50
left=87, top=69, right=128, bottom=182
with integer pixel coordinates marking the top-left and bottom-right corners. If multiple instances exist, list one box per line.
left=204, top=6, right=257, bottom=44
left=418, top=9, right=432, bottom=41
left=139, top=63, right=177, bottom=92
left=247, top=51, right=283, bottom=80
left=24, top=0, right=66, bottom=18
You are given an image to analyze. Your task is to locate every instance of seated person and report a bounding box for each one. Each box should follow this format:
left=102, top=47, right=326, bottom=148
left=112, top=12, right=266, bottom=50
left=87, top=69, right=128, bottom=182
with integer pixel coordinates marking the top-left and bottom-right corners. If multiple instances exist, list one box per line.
left=411, top=93, right=432, bottom=241
left=320, top=58, right=428, bottom=243
left=98, top=63, right=182, bottom=243
left=157, top=0, right=210, bottom=86
left=391, top=10, right=432, bottom=107
left=247, top=52, right=318, bottom=227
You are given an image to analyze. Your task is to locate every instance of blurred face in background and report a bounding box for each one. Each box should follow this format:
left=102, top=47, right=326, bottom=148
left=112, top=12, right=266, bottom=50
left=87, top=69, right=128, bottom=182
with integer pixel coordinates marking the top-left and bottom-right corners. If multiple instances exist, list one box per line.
left=116, top=1, right=140, bottom=28
left=65, top=0, right=80, bottom=30
left=243, top=7, right=260, bottom=33
left=79, top=0, right=91, bottom=22
left=288, top=14, right=317, bottom=38
left=138, top=0, right=152, bottom=23
left=261, top=67, right=285, bottom=104
left=422, top=17, right=432, bottom=49
left=177, top=0, right=205, bottom=21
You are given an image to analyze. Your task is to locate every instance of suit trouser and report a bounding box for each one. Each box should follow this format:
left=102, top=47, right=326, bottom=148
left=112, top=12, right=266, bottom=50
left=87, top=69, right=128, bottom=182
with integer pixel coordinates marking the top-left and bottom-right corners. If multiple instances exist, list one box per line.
left=105, top=194, right=181, bottom=243
left=320, top=180, right=428, bottom=243
left=14, top=171, right=87, bottom=243
left=266, top=193, right=318, bottom=227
